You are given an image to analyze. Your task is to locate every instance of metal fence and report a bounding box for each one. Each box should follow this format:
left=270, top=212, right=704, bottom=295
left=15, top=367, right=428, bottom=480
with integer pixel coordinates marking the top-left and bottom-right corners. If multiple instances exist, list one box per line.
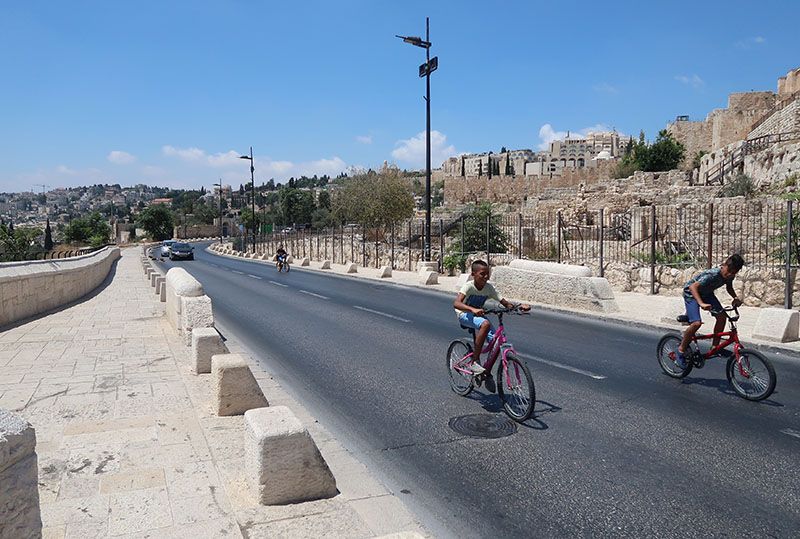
left=233, top=199, right=798, bottom=307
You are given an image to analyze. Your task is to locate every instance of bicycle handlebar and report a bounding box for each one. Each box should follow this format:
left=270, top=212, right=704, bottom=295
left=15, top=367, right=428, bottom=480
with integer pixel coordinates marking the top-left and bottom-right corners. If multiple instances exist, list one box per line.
left=482, top=304, right=530, bottom=315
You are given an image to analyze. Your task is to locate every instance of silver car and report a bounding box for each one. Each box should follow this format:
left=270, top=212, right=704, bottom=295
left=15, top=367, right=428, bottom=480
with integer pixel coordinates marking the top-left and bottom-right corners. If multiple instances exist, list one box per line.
left=160, top=240, right=177, bottom=256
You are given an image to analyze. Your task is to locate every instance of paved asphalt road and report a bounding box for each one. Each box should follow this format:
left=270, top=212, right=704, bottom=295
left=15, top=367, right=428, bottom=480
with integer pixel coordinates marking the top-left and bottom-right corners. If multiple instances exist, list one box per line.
left=154, top=244, right=800, bottom=538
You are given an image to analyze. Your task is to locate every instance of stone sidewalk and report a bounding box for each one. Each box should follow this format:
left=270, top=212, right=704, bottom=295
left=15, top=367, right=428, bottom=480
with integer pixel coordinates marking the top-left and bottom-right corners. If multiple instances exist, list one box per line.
left=214, top=247, right=800, bottom=358
left=0, top=248, right=428, bottom=538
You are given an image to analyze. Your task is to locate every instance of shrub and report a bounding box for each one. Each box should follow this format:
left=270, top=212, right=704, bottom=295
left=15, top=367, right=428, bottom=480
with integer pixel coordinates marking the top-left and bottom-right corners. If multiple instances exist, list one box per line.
left=718, top=172, right=755, bottom=198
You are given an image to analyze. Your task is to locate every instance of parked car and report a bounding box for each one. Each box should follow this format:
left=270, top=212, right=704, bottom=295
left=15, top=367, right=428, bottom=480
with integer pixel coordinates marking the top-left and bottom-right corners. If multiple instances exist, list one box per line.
left=281, top=227, right=297, bottom=234
left=169, top=242, right=194, bottom=260
left=160, top=239, right=177, bottom=257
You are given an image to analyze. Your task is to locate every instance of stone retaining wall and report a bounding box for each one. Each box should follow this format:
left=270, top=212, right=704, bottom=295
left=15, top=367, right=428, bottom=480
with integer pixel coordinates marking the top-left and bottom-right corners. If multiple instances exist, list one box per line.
left=0, top=246, right=120, bottom=328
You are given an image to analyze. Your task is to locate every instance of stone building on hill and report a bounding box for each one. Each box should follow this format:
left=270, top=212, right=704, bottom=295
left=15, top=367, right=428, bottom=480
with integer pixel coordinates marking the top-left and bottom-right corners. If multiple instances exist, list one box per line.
left=668, top=66, right=800, bottom=171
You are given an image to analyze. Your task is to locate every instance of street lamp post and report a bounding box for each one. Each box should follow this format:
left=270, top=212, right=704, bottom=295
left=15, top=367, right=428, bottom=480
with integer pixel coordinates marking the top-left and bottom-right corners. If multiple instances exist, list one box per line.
left=239, top=147, right=255, bottom=254
left=214, top=179, right=223, bottom=245
left=397, top=18, right=436, bottom=262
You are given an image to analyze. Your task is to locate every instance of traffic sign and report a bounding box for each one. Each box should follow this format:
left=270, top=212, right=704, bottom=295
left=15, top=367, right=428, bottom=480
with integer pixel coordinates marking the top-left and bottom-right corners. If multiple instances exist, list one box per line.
left=419, top=56, right=438, bottom=77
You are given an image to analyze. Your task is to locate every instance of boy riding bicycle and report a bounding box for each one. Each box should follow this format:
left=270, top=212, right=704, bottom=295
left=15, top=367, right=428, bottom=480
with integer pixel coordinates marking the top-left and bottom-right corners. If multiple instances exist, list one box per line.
left=275, top=244, right=287, bottom=268
left=676, top=254, right=744, bottom=368
left=453, top=260, right=530, bottom=375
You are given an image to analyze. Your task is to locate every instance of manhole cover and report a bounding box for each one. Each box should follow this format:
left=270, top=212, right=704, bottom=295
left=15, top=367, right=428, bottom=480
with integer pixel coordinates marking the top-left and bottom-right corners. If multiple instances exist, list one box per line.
left=448, top=414, right=517, bottom=438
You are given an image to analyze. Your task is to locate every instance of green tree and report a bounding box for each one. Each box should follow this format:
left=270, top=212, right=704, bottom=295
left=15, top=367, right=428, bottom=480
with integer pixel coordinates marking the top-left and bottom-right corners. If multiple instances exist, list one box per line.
left=44, top=218, right=53, bottom=250
left=0, top=224, right=42, bottom=261
left=330, top=163, right=414, bottom=228
left=317, top=190, right=331, bottom=210
left=279, top=188, right=315, bottom=225
left=135, top=204, right=174, bottom=241
left=644, top=130, right=685, bottom=172
left=450, top=202, right=510, bottom=255
left=63, top=212, right=111, bottom=244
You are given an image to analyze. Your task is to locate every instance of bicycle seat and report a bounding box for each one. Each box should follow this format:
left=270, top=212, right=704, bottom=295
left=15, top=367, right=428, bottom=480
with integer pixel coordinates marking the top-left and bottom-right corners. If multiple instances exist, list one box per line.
left=460, top=324, right=476, bottom=334
left=676, top=314, right=689, bottom=324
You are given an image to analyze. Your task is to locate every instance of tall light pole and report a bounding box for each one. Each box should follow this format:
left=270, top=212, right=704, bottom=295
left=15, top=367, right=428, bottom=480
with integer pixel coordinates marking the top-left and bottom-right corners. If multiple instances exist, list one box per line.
left=397, top=18, right=437, bottom=262
left=239, top=147, right=255, bottom=254
left=213, top=179, right=223, bottom=245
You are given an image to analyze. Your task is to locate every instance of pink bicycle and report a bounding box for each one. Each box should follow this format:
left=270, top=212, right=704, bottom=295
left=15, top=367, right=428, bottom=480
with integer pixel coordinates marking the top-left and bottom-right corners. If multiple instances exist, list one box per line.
left=447, top=305, right=535, bottom=422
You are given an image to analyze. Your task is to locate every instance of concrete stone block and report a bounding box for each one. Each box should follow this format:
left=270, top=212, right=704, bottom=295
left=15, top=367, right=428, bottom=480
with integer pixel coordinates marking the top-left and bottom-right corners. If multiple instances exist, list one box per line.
left=345, top=263, right=358, bottom=273
left=160, top=284, right=166, bottom=302
left=0, top=409, right=42, bottom=538
left=212, top=354, right=268, bottom=416
left=301, top=257, right=310, bottom=266
left=320, top=260, right=331, bottom=269
left=508, top=259, right=592, bottom=277
left=455, top=273, right=473, bottom=290
left=154, top=276, right=165, bottom=296
left=491, top=266, right=619, bottom=313
left=244, top=406, right=337, bottom=505
left=192, top=327, right=229, bottom=374
left=752, top=308, right=800, bottom=342
left=150, top=271, right=159, bottom=287
left=417, top=261, right=437, bottom=273
left=261, top=253, right=271, bottom=261
left=286, top=255, right=294, bottom=264
left=420, top=271, right=438, bottom=285
left=378, top=266, right=392, bottom=278
left=181, top=295, right=214, bottom=346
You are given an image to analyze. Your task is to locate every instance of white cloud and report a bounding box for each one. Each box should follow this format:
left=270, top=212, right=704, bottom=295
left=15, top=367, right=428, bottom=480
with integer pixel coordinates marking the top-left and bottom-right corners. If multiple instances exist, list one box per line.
left=391, top=130, right=457, bottom=168
left=675, top=74, right=705, bottom=88
left=592, top=83, right=618, bottom=94
left=356, top=135, right=372, bottom=144
left=107, top=150, right=136, bottom=165
left=735, top=36, right=767, bottom=49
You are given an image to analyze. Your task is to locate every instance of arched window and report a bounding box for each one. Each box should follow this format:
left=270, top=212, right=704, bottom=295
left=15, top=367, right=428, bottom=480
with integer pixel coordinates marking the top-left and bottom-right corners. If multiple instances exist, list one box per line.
left=577, top=158, right=585, bottom=167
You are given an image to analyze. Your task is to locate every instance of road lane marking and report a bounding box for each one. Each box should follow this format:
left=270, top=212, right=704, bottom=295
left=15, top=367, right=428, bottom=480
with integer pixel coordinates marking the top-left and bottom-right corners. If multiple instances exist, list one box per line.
left=518, top=353, right=606, bottom=380
left=781, top=428, right=800, bottom=439
left=248, top=274, right=262, bottom=280
left=353, top=305, right=410, bottom=323
left=231, top=270, right=244, bottom=275
left=269, top=280, right=288, bottom=288
left=299, top=290, right=329, bottom=300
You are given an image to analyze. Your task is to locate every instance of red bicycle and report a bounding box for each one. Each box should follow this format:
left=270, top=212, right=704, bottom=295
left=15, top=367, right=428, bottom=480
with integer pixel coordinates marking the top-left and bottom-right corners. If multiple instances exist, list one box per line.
left=656, top=306, right=776, bottom=401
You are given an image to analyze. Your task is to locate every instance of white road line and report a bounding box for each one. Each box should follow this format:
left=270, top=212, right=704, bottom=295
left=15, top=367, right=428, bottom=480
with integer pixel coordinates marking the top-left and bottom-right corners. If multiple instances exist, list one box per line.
left=299, top=290, right=329, bottom=300
left=231, top=270, right=244, bottom=275
left=518, top=353, right=606, bottom=380
left=781, top=428, right=800, bottom=439
left=248, top=274, right=262, bottom=280
left=269, top=280, right=288, bottom=288
left=353, top=305, right=410, bottom=323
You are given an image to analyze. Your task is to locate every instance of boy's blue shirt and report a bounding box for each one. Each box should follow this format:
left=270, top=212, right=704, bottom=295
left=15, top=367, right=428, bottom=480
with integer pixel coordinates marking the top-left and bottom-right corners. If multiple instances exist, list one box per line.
left=683, top=267, right=732, bottom=300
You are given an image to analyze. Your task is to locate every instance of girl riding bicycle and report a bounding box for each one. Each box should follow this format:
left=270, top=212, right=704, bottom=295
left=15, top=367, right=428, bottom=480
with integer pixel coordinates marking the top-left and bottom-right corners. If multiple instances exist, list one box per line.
left=453, top=260, right=530, bottom=374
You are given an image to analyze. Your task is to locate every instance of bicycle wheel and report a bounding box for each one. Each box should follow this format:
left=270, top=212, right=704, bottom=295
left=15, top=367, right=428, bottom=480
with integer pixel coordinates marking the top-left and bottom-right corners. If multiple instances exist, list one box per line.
left=446, top=339, right=474, bottom=396
left=284, top=262, right=290, bottom=272
left=657, top=334, right=691, bottom=378
left=497, top=352, right=535, bottom=422
left=726, top=349, right=776, bottom=401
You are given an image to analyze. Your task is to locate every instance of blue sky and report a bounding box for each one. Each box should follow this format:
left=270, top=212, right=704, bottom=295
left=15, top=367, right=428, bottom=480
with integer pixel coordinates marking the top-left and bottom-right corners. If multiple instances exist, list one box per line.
left=1, top=0, right=798, bottom=194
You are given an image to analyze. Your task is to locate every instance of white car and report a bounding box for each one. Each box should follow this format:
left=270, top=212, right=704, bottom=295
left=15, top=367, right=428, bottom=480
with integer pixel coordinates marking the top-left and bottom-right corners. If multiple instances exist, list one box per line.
left=160, top=240, right=177, bottom=256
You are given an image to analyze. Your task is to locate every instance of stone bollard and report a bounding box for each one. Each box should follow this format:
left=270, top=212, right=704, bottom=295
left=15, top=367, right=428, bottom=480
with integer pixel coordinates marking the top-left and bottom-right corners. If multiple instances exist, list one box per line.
left=378, top=266, right=392, bottom=278
left=420, top=271, right=438, bottom=285
left=300, top=257, right=310, bottom=266
left=0, top=409, right=43, bottom=538
left=211, top=354, right=269, bottom=416
left=154, top=276, right=165, bottom=295
left=345, top=263, right=357, bottom=273
left=150, top=271, right=159, bottom=287
left=417, top=261, right=437, bottom=273
left=455, top=273, right=472, bottom=289
left=192, top=328, right=229, bottom=374
left=244, top=406, right=337, bottom=505
left=286, top=255, right=294, bottom=264
left=752, top=308, right=800, bottom=343
left=261, top=253, right=271, bottom=261
left=320, top=260, right=331, bottom=269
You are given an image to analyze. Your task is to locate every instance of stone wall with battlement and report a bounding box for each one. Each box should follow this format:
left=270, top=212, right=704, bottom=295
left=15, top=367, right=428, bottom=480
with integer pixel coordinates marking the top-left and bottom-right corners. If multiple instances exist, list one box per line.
left=749, top=100, right=800, bottom=139
left=778, top=67, right=800, bottom=96
left=443, top=160, right=617, bottom=207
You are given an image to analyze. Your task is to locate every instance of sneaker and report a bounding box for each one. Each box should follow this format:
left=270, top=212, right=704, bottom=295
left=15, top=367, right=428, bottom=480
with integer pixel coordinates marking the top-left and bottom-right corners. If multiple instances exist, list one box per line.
left=484, top=374, right=496, bottom=393
left=469, top=362, right=486, bottom=375
left=675, top=350, right=688, bottom=369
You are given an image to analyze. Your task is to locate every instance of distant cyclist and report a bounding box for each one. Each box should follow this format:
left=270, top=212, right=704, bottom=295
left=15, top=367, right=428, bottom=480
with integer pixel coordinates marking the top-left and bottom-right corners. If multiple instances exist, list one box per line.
left=275, top=244, right=288, bottom=271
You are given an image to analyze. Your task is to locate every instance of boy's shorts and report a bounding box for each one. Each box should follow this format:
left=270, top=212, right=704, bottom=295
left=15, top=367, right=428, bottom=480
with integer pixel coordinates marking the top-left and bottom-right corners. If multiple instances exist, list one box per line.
left=684, top=295, right=723, bottom=323
left=458, top=313, right=495, bottom=341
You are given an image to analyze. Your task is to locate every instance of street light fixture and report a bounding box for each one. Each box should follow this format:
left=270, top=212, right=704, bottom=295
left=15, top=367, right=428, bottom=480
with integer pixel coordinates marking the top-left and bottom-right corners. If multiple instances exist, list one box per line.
left=239, top=147, right=255, bottom=254
left=213, top=179, right=223, bottom=246
left=397, top=17, right=437, bottom=262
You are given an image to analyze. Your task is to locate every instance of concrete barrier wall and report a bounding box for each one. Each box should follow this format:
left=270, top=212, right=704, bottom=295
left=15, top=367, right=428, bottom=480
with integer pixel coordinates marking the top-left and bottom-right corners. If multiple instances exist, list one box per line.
left=0, top=409, right=42, bottom=538
left=0, top=246, right=120, bottom=328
